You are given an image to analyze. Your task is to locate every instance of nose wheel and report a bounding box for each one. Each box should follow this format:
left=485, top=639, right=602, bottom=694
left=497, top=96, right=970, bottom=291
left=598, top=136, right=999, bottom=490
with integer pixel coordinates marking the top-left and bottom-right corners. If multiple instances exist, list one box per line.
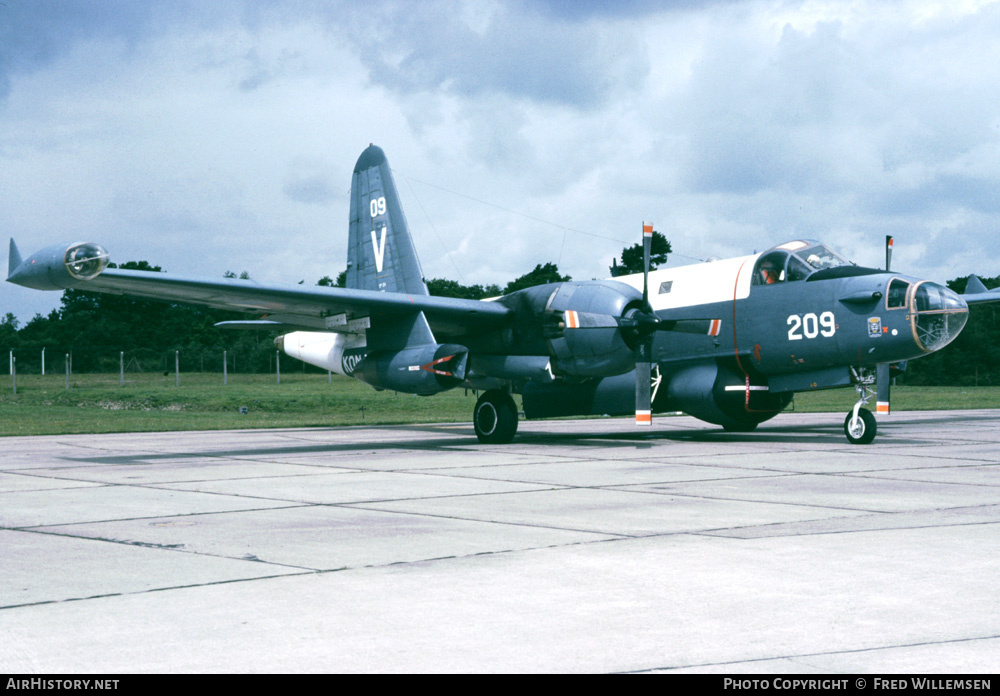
left=844, top=407, right=876, bottom=444
left=845, top=367, right=878, bottom=444
left=473, top=389, right=519, bottom=444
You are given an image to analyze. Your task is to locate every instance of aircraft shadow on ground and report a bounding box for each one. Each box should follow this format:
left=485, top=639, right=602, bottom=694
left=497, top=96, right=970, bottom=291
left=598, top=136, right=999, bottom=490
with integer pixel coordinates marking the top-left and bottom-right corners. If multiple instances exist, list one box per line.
left=62, top=413, right=985, bottom=465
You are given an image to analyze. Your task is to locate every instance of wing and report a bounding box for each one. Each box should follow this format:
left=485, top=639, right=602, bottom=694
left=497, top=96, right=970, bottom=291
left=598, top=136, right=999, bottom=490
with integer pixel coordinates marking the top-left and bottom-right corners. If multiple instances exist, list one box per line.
left=7, top=239, right=511, bottom=340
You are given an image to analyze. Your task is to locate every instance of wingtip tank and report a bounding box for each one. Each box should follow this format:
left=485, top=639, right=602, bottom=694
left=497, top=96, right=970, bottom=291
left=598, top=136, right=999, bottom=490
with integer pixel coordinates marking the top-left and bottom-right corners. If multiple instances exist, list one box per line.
left=5, top=241, right=110, bottom=290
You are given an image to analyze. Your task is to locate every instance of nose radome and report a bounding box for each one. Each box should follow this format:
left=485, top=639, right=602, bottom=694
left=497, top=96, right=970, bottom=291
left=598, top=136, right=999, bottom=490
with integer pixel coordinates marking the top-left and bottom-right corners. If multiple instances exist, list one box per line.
left=911, top=282, right=969, bottom=352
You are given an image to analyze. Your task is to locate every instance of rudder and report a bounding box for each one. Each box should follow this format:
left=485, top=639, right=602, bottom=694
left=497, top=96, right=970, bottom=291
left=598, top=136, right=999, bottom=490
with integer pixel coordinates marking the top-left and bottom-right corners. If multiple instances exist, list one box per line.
left=346, top=145, right=428, bottom=296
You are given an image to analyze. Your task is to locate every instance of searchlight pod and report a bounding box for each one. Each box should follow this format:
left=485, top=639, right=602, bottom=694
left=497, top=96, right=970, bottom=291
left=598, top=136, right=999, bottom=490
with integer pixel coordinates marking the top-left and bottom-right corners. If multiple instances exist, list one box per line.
left=7, top=240, right=110, bottom=290
left=65, top=243, right=110, bottom=281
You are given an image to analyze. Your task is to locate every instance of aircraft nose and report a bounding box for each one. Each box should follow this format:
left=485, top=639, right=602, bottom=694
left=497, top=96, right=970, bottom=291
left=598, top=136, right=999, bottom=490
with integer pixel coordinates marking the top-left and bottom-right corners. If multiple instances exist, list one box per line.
left=910, top=282, right=969, bottom=352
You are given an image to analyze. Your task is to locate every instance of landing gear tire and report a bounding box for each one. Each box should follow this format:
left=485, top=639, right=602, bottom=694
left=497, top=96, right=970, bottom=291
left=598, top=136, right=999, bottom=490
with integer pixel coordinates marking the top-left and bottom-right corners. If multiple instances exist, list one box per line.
left=474, top=389, right=518, bottom=444
left=844, top=408, right=877, bottom=445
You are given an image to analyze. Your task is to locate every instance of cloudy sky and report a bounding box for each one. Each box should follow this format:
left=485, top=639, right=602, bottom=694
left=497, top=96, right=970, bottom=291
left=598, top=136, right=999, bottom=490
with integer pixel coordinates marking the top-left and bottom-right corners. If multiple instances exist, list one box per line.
left=3, top=0, right=1000, bottom=322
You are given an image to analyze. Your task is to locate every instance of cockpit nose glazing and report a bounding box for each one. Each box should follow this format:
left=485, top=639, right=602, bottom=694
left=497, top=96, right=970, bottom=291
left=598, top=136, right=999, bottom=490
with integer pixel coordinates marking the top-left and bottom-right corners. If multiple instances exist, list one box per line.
left=909, top=281, right=968, bottom=352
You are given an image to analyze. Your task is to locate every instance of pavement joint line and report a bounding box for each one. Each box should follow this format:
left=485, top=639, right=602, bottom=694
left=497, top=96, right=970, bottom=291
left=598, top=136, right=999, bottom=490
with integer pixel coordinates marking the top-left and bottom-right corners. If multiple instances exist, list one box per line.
left=692, top=517, right=1000, bottom=540
left=9, top=526, right=320, bottom=571
left=838, top=471, right=1000, bottom=487
left=334, top=501, right=639, bottom=538
left=613, top=488, right=891, bottom=514
left=139, top=480, right=569, bottom=506
left=0, top=570, right=318, bottom=612
left=2, top=468, right=345, bottom=487
left=6, top=502, right=314, bottom=531
left=403, top=467, right=807, bottom=490
left=0, top=530, right=645, bottom=613
left=618, top=632, right=1000, bottom=673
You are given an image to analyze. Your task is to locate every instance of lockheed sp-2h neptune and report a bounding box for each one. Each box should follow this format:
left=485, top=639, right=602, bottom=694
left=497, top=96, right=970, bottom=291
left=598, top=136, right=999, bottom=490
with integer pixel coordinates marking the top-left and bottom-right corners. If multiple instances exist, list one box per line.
left=8, top=145, right=1000, bottom=443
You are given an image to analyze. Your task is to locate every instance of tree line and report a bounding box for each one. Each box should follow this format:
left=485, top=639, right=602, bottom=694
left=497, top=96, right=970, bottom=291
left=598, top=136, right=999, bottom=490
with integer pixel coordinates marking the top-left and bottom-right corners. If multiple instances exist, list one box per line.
left=2, top=235, right=997, bottom=385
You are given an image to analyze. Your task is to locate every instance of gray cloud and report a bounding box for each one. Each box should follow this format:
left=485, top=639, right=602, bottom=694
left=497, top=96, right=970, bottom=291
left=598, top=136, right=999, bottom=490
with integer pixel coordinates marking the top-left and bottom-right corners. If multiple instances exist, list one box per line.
left=339, top=2, right=650, bottom=109
left=283, top=173, right=336, bottom=205
left=0, top=0, right=168, bottom=100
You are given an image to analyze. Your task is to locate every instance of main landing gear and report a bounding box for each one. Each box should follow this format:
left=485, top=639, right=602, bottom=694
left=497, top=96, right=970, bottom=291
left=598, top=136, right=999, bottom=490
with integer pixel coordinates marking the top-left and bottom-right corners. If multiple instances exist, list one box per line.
left=844, top=367, right=877, bottom=445
left=473, top=389, right=519, bottom=444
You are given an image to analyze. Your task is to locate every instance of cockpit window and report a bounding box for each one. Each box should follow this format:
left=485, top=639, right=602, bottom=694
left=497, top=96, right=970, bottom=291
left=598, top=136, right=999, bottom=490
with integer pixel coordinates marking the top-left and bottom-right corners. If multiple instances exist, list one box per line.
left=753, top=251, right=787, bottom=285
left=751, top=241, right=850, bottom=286
left=799, top=244, right=846, bottom=271
left=786, top=255, right=813, bottom=282
left=886, top=278, right=909, bottom=309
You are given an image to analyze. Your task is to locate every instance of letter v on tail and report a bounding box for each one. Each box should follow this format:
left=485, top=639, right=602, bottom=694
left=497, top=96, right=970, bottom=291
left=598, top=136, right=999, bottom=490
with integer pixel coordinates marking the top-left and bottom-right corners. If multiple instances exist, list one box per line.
left=371, top=226, right=387, bottom=274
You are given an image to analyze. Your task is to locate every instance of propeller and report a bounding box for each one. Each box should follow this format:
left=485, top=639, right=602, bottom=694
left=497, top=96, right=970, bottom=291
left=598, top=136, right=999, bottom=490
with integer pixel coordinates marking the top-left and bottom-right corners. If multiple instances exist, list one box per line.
left=559, top=222, right=723, bottom=427
left=877, top=235, right=894, bottom=417
left=635, top=223, right=655, bottom=426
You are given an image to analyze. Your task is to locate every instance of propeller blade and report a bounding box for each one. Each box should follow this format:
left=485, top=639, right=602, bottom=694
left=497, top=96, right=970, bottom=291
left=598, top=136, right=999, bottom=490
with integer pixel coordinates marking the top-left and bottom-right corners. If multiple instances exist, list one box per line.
left=632, top=222, right=657, bottom=426
left=876, top=362, right=890, bottom=416
left=642, top=222, right=653, bottom=306
left=885, top=236, right=893, bottom=272
left=635, top=337, right=652, bottom=426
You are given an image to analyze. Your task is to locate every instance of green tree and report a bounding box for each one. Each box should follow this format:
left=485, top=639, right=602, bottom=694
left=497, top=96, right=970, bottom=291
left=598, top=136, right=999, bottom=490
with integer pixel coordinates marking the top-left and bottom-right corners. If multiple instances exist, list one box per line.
left=612, top=230, right=671, bottom=276
left=503, top=263, right=571, bottom=295
left=426, top=278, right=502, bottom=300
left=1, top=312, right=19, bottom=349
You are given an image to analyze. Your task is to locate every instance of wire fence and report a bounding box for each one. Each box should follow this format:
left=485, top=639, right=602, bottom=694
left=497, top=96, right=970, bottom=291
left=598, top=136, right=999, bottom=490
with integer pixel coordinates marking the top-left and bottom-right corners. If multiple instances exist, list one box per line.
left=4, top=346, right=325, bottom=378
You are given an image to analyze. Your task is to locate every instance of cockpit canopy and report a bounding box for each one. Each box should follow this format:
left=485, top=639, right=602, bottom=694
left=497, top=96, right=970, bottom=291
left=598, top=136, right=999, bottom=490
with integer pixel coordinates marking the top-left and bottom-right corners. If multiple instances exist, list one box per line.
left=752, top=240, right=850, bottom=285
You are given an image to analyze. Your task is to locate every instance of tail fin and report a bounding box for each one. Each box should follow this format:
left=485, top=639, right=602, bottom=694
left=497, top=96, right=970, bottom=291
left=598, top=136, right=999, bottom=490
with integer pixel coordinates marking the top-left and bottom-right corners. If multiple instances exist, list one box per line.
left=347, top=145, right=428, bottom=296
left=8, top=238, right=23, bottom=279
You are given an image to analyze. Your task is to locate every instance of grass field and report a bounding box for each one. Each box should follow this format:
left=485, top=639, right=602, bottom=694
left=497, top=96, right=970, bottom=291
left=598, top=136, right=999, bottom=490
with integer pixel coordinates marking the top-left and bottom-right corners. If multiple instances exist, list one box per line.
left=2, top=371, right=1000, bottom=437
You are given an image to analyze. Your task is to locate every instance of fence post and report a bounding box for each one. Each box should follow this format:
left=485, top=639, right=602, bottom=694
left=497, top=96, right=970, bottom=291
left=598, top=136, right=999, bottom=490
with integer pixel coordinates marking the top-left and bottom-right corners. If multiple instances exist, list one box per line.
left=224, top=350, right=228, bottom=385
left=175, top=350, right=180, bottom=386
left=120, top=352, right=124, bottom=387
left=276, top=350, right=281, bottom=384
left=42, top=347, right=45, bottom=376
left=65, top=354, right=69, bottom=390
left=11, top=356, right=15, bottom=395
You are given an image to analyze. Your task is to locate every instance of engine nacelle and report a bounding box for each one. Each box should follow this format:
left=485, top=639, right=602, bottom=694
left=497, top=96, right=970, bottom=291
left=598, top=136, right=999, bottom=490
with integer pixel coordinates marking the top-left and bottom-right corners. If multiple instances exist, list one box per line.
left=355, top=343, right=469, bottom=395
left=501, top=280, right=644, bottom=378
left=663, top=361, right=791, bottom=429
left=7, top=242, right=109, bottom=290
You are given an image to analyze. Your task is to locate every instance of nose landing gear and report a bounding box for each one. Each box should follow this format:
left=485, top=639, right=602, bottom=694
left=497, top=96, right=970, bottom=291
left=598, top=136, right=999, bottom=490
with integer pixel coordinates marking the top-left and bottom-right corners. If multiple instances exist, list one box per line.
left=845, top=367, right=877, bottom=444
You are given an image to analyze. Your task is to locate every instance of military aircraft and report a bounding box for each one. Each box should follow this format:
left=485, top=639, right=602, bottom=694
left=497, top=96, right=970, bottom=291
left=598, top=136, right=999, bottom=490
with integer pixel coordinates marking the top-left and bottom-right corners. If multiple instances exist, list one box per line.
left=8, top=144, right=1000, bottom=444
